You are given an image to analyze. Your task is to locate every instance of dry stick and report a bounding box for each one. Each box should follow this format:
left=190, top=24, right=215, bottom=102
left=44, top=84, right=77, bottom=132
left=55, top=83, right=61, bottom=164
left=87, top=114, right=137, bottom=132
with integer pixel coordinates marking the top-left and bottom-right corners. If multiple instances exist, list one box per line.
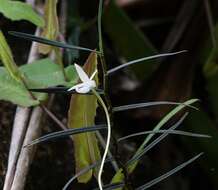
left=11, top=107, right=43, bottom=190
left=3, top=107, right=31, bottom=190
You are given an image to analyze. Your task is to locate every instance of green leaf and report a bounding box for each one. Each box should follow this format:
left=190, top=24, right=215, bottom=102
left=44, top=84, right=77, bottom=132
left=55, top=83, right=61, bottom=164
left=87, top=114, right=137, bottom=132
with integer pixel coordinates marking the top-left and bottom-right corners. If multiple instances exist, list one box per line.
left=68, top=52, right=101, bottom=183
left=0, top=30, right=22, bottom=82
left=0, top=67, right=39, bottom=107
left=126, top=113, right=188, bottom=166
left=107, top=51, right=187, bottom=75
left=135, top=153, right=203, bottom=190
left=0, top=0, right=44, bottom=27
left=25, top=125, right=107, bottom=147
left=103, top=0, right=157, bottom=80
left=21, top=58, right=66, bottom=87
left=118, top=129, right=211, bottom=142
left=39, top=0, right=59, bottom=54
left=111, top=99, right=198, bottom=189
left=63, top=158, right=113, bottom=190
left=9, top=31, right=100, bottom=54
left=0, top=58, right=77, bottom=107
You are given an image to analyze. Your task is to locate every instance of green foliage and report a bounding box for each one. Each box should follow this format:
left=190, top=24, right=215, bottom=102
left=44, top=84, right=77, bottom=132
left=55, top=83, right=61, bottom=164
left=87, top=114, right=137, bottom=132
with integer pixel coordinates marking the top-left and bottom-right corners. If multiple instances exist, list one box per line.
left=111, top=99, right=198, bottom=189
left=0, top=58, right=77, bottom=107
left=103, top=0, right=157, bottom=80
left=0, top=0, right=44, bottom=27
left=0, top=67, right=40, bottom=107
left=0, top=30, right=22, bottom=82
left=39, top=0, right=59, bottom=54
left=3, top=0, right=211, bottom=189
left=68, top=53, right=101, bottom=183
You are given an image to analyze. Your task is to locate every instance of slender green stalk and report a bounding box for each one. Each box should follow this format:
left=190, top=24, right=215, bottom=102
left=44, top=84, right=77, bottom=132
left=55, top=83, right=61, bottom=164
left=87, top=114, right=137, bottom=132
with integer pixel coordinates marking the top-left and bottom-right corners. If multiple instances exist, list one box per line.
left=92, top=89, right=111, bottom=190
left=97, top=0, right=109, bottom=95
left=98, top=0, right=104, bottom=54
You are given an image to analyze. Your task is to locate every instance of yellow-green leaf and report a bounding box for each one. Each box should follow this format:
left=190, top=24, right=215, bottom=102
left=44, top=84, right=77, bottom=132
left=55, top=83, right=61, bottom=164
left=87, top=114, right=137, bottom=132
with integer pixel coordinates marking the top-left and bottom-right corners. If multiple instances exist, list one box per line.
left=39, top=0, right=59, bottom=54
left=0, top=0, right=44, bottom=27
left=68, top=52, right=101, bottom=183
left=0, top=30, right=22, bottom=82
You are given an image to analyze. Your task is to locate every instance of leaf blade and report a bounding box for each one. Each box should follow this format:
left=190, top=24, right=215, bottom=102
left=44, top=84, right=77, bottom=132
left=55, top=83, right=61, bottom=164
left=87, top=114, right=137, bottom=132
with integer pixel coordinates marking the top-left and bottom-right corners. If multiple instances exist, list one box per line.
left=68, top=52, right=101, bottom=183
left=136, top=153, right=203, bottom=190
left=0, top=0, right=44, bottom=27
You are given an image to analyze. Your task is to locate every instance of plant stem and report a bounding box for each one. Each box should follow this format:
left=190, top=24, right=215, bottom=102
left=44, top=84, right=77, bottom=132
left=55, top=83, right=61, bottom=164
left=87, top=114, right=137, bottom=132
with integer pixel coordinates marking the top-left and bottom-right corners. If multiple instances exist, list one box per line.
left=92, top=89, right=111, bottom=190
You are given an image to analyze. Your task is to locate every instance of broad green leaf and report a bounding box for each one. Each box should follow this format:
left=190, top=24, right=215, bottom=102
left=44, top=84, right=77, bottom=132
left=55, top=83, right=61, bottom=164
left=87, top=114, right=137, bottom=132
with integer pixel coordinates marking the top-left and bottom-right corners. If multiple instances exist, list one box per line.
left=21, top=58, right=66, bottom=87
left=39, top=0, right=59, bottom=54
left=0, top=0, right=44, bottom=27
left=0, top=30, right=22, bottom=81
left=0, top=67, right=40, bottom=107
left=0, top=58, right=77, bottom=107
left=68, top=52, right=101, bottom=183
left=103, top=0, right=157, bottom=80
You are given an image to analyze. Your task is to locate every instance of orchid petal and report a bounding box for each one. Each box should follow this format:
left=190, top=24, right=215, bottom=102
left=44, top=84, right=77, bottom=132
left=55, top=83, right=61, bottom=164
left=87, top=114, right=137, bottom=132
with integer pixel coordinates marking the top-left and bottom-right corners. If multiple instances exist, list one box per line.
left=75, top=64, right=90, bottom=82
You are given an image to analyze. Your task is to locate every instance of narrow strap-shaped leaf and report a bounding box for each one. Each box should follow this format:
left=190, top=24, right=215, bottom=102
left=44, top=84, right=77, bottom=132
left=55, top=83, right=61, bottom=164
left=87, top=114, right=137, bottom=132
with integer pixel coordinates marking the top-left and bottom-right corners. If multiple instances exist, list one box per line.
left=93, top=182, right=125, bottom=190
left=29, top=87, right=104, bottom=95
left=118, top=130, right=211, bottom=142
left=63, top=158, right=114, bottom=190
left=111, top=99, right=198, bottom=187
left=135, top=153, right=204, bottom=190
left=126, top=113, right=188, bottom=166
left=98, top=0, right=104, bottom=54
left=9, top=31, right=101, bottom=54
left=107, top=50, right=187, bottom=75
left=24, top=124, right=107, bottom=147
left=113, top=101, right=197, bottom=112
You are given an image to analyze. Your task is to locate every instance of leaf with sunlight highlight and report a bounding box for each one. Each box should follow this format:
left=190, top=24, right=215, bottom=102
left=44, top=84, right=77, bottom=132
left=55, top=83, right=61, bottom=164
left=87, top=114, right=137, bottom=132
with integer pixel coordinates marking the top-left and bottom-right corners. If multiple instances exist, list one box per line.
left=0, top=0, right=44, bottom=27
left=0, top=31, right=22, bottom=82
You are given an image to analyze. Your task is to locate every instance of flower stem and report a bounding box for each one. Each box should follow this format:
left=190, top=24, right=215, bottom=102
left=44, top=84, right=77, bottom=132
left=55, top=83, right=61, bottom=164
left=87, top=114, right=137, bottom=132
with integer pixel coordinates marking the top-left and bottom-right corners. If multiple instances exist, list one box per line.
left=92, top=89, right=111, bottom=190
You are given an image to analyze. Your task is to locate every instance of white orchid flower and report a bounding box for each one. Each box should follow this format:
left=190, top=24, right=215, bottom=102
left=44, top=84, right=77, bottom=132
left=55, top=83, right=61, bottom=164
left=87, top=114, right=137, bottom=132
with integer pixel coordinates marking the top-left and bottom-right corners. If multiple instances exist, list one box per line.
left=68, top=64, right=97, bottom=93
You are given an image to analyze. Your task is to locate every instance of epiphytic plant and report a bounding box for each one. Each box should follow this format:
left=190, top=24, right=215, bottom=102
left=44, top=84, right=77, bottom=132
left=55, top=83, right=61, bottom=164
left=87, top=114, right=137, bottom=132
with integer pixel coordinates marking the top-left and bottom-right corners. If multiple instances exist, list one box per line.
left=1, top=1, right=212, bottom=190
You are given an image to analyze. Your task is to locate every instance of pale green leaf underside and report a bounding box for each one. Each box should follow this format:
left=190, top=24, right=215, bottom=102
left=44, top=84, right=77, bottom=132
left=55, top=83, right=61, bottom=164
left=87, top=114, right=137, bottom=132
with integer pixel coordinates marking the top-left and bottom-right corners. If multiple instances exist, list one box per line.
left=0, top=0, right=44, bottom=27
